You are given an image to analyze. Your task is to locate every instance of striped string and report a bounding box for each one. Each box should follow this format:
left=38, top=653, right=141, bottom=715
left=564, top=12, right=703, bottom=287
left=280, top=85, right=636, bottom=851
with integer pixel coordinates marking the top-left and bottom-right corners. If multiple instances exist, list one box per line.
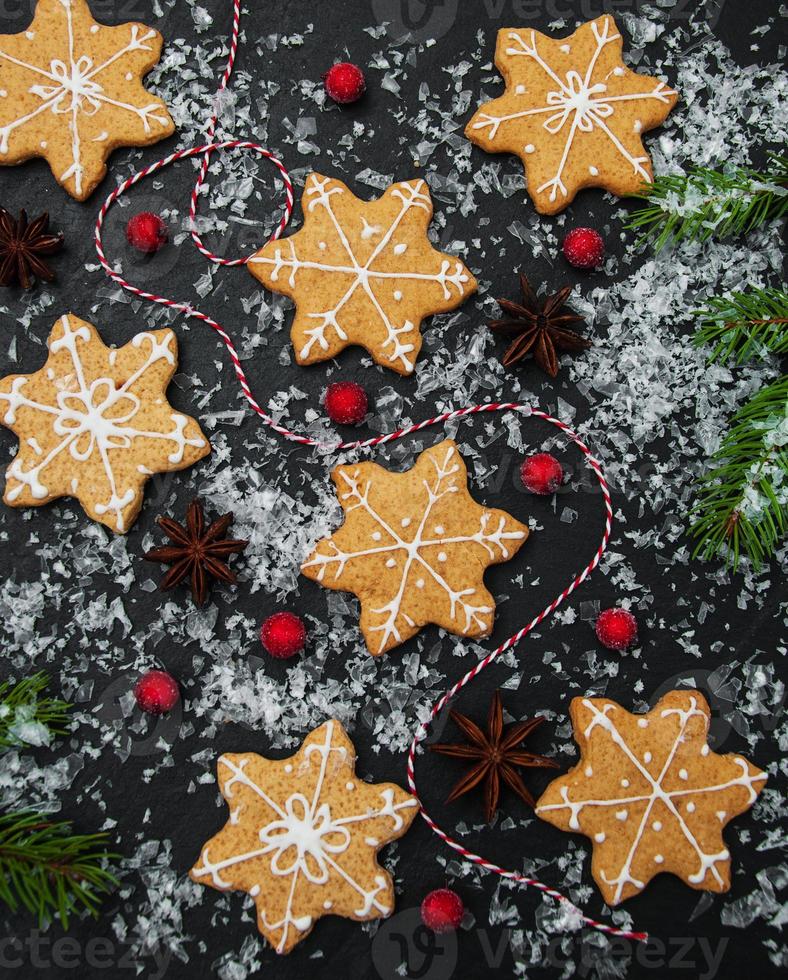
left=92, top=0, right=645, bottom=944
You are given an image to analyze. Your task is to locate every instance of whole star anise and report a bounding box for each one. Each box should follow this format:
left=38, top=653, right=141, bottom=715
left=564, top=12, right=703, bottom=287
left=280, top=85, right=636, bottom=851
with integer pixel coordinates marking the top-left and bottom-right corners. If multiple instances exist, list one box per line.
left=430, top=690, right=558, bottom=823
left=0, top=207, right=64, bottom=289
left=144, top=499, right=248, bottom=606
left=489, top=273, right=590, bottom=377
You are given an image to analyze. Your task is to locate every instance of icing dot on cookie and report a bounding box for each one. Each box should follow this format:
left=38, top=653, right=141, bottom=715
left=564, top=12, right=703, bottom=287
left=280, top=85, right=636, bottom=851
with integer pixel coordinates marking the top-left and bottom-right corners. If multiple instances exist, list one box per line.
left=634, top=120, right=643, bottom=133
left=585, top=766, right=593, bottom=777
left=434, top=525, right=444, bottom=535
left=643, top=751, right=652, bottom=763
left=654, top=854, right=664, bottom=864
left=371, top=531, right=382, bottom=540
left=415, top=578, right=425, bottom=588
left=393, top=243, right=407, bottom=255
left=400, top=517, right=411, bottom=528
left=594, top=832, right=606, bottom=843
left=716, top=810, right=727, bottom=822
left=318, top=241, right=327, bottom=250
left=589, top=165, right=599, bottom=176
left=438, top=551, right=447, bottom=562
left=559, top=43, right=570, bottom=53
left=365, top=837, right=379, bottom=847
left=620, top=778, right=629, bottom=788
left=616, top=809, right=628, bottom=821
left=613, top=66, right=625, bottom=76
left=284, top=764, right=293, bottom=773
left=638, top=719, right=648, bottom=728
left=25, top=31, right=34, bottom=39
left=323, top=900, right=333, bottom=909
left=393, top=290, right=403, bottom=301
left=40, top=141, right=47, bottom=149
left=345, top=781, right=354, bottom=791
left=652, top=820, right=662, bottom=831
left=385, top=558, right=396, bottom=568
left=524, top=144, right=535, bottom=154
left=125, top=72, right=133, bottom=81
left=515, top=84, right=526, bottom=94
left=0, top=90, right=6, bottom=98
left=678, top=768, right=688, bottom=780
left=701, top=744, right=710, bottom=756
left=686, top=801, right=696, bottom=813
left=90, top=24, right=100, bottom=33
left=250, top=884, right=260, bottom=896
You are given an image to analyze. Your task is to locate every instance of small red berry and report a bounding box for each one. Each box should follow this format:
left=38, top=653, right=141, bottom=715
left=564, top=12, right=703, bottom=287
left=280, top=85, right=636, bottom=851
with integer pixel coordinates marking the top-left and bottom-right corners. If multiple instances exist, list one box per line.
left=323, top=62, right=366, bottom=104
left=261, top=612, right=307, bottom=659
left=595, top=607, right=639, bottom=651
left=520, top=453, right=563, bottom=495
left=126, top=212, right=168, bottom=254
left=420, top=888, right=464, bottom=933
left=324, top=381, right=369, bottom=425
left=562, top=227, right=604, bottom=270
left=134, top=669, right=179, bottom=715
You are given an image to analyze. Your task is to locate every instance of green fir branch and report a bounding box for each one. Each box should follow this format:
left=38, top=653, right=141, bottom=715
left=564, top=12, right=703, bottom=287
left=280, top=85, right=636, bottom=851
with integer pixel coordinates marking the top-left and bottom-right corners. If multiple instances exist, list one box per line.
left=693, top=287, right=788, bottom=365
left=627, top=153, right=788, bottom=251
left=689, top=375, right=788, bottom=570
left=0, top=811, right=119, bottom=928
left=0, top=672, right=71, bottom=750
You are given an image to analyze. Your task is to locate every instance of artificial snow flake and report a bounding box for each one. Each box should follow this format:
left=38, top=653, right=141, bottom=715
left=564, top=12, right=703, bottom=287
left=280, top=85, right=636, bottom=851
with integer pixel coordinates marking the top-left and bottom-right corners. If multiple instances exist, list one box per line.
left=302, top=439, right=529, bottom=655
left=536, top=691, right=767, bottom=905
left=466, top=16, right=678, bottom=214
left=189, top=719, right=418, bottom=955
left=0, top=0, right=174, bottom=200
left=248, top=173, right=477, bottom=374
left=0, top=314, right=209, bottom=533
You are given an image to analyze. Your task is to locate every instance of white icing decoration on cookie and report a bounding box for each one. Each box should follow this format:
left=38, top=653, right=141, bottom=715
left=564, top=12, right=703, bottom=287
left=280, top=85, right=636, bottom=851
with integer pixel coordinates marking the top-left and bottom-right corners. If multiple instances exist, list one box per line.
left=471, top=17, right=676, bottom=203
left=191, top=722, right=417, bottom=954
left=0, top=315, right=205, bottom=531
left=302, top=444, right=525, bottom=653
left=250, top=175, right=471, bottom=374
left=0, top=1, right=170, bottom=195
left=536, top=696, right=767, bottom=903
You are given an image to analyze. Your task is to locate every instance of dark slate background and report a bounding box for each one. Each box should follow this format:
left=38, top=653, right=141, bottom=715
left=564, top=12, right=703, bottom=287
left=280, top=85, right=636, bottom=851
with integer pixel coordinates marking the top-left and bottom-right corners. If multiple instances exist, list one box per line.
left=0, top=1, right=784, bottom=979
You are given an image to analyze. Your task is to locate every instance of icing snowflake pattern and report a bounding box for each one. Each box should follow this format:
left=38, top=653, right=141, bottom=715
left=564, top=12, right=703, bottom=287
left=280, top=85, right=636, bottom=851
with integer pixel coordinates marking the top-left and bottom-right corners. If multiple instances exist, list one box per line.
left=302, top=439, right=529, bottom=655
left=190, top=720, right=418, bottom=955
left=466, top=16, right=677, bottom=214
left=0, top=314, right=209, bottom=533
left=248, top=173, right=477, bottom=374
left=536, top=691, right=767, bottom=905
left=0, top=0, right=174, bottom=200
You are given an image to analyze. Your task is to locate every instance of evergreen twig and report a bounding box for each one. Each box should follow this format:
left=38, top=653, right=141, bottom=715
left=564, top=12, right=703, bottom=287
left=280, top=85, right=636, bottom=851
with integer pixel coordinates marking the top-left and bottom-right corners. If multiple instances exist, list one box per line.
left=693, top=287, right=788, bottom=365
left=0, top=811, right=119, bottom=927
left=689, top=374, right=788, bottom=570
left=0, top=672, right=71, bottom=750
left=627, top=153, right=788, bottom=251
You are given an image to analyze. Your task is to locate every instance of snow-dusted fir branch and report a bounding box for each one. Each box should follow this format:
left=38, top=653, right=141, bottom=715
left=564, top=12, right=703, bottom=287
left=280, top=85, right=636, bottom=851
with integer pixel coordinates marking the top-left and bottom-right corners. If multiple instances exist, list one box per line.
left=627, top=153, right=788, bottom=251
left=690, top=374, right=787, bottom=570
left=0, top=672, right=70, bottom=750
left=693, top=287, right=788, bottom=366
left=0, top=811, right=119, bottom=928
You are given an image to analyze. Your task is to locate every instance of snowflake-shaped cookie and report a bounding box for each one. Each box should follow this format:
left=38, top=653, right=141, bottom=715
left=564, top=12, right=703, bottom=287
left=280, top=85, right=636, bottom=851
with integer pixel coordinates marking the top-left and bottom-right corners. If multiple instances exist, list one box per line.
left=0, top=0, right=174, bottom=200
left=0, top=314, right=209, bottom=533
left=536, top=691, right=767, bottom=905
left=248, top=173, right=477, bottom=375
left=190, top=720, right=418, bottom=955
left=302, top=439, right=529, bottom=655
left=466, top=16, right=678, bottom=214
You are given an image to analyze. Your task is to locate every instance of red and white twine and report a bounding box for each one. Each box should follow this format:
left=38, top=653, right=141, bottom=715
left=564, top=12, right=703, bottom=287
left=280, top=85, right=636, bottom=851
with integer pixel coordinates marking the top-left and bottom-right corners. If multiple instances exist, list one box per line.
left=93, top=0, right=646, bottom=945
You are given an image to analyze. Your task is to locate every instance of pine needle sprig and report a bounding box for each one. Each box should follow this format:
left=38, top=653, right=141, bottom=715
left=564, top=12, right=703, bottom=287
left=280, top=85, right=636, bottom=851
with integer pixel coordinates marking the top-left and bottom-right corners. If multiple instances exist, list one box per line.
left=0, top=672, right=71, bottom=750
left=689, top=375, right=788, bottom=570
left=693, top=287, right=788, bottom=365
left=0, top=810, right=119, bottom=927
left=627, top=153, right=788, bottom=251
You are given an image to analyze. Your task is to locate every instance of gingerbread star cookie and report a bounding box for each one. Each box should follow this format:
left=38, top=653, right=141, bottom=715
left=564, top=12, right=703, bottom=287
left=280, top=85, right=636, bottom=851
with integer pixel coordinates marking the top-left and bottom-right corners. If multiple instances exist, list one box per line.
left=248, top=173, right=477, bottom=375
left=302, top=439, right=529, bottom=655
left=466, top=16, right=678, bottom=214
left=190, top=720, right=418, bottom=955
left=536, top=691, right=767, bottom=905
left=0, top=313, right=209, bottom=533
left=0, top=0, right=175, bottom=201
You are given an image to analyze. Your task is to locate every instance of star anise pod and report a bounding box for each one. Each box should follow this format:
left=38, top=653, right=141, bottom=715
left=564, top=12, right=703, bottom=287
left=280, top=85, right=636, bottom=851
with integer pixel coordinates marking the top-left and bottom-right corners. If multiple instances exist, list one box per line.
left=144, top=499, right=248, bottom=606
left=0, top=207, right=64, bottom=289
left=489, top=273, right=590, bottom=377
left=430, top=690, right=558, bottom=823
